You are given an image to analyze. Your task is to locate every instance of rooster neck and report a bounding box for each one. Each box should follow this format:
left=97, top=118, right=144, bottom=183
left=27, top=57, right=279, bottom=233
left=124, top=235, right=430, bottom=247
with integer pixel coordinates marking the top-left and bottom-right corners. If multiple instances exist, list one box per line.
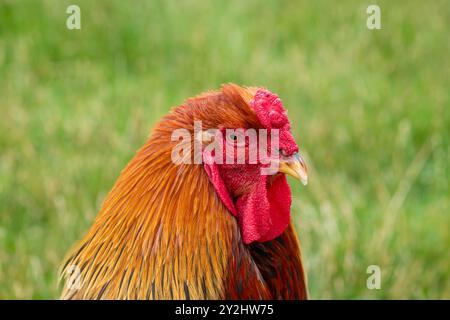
left=61, top=126, right=239, bottom=299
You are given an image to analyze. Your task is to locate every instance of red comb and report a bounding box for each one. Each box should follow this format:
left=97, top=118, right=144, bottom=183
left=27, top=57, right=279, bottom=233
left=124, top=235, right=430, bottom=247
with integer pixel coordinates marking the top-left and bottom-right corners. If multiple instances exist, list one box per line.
left=250, top=89, right=298, bottom=155
left=250, top=89, right=289, bottom=129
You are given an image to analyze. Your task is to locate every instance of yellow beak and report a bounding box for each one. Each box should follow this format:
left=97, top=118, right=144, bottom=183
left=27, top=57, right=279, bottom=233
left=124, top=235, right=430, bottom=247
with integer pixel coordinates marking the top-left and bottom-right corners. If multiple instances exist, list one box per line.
left=278, top=153, right=308, bottom=186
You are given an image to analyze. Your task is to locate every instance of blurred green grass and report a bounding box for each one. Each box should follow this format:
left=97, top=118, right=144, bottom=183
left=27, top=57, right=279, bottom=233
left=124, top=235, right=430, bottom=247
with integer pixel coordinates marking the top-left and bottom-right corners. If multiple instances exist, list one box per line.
left=0, top=0, right=449, bottom=299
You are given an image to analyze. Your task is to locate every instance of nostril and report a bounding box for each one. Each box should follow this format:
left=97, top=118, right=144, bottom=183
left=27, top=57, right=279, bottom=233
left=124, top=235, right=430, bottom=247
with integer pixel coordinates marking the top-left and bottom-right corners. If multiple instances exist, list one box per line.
left=279, top=149, right=289, bottom=157
left=272, top=148, right=291, bottom=158
left=272, top=148, right=281, bottom=156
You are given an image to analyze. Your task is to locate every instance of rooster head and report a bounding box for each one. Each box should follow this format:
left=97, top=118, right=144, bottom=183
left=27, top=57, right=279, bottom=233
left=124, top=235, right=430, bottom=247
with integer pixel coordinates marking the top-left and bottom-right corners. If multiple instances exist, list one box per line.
left=187, top=84, right=307, bottom=244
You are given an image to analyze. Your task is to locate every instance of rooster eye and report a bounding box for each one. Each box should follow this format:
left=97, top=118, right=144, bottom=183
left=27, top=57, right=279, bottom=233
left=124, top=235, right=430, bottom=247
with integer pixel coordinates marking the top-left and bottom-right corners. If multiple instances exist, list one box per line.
left=226, top=131, right=246, bottom=147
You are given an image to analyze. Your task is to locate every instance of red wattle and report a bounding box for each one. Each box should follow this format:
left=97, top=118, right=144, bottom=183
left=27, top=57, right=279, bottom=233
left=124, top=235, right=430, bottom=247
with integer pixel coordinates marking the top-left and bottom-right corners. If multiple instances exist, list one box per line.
left=204, top=156, right=292, bottom=244
left=236, top=174, right=291, bottom=244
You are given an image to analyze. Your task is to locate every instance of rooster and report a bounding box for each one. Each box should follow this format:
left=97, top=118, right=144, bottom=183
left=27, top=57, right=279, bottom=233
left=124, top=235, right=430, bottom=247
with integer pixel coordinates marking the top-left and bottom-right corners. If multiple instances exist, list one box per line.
left=60, top=84, right=308, bottom=299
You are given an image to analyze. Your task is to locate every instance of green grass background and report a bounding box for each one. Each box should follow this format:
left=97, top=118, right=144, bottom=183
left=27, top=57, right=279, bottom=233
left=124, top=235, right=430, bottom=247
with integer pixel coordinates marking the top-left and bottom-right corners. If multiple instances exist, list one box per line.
left=0, top=0, right=449, bottom=299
